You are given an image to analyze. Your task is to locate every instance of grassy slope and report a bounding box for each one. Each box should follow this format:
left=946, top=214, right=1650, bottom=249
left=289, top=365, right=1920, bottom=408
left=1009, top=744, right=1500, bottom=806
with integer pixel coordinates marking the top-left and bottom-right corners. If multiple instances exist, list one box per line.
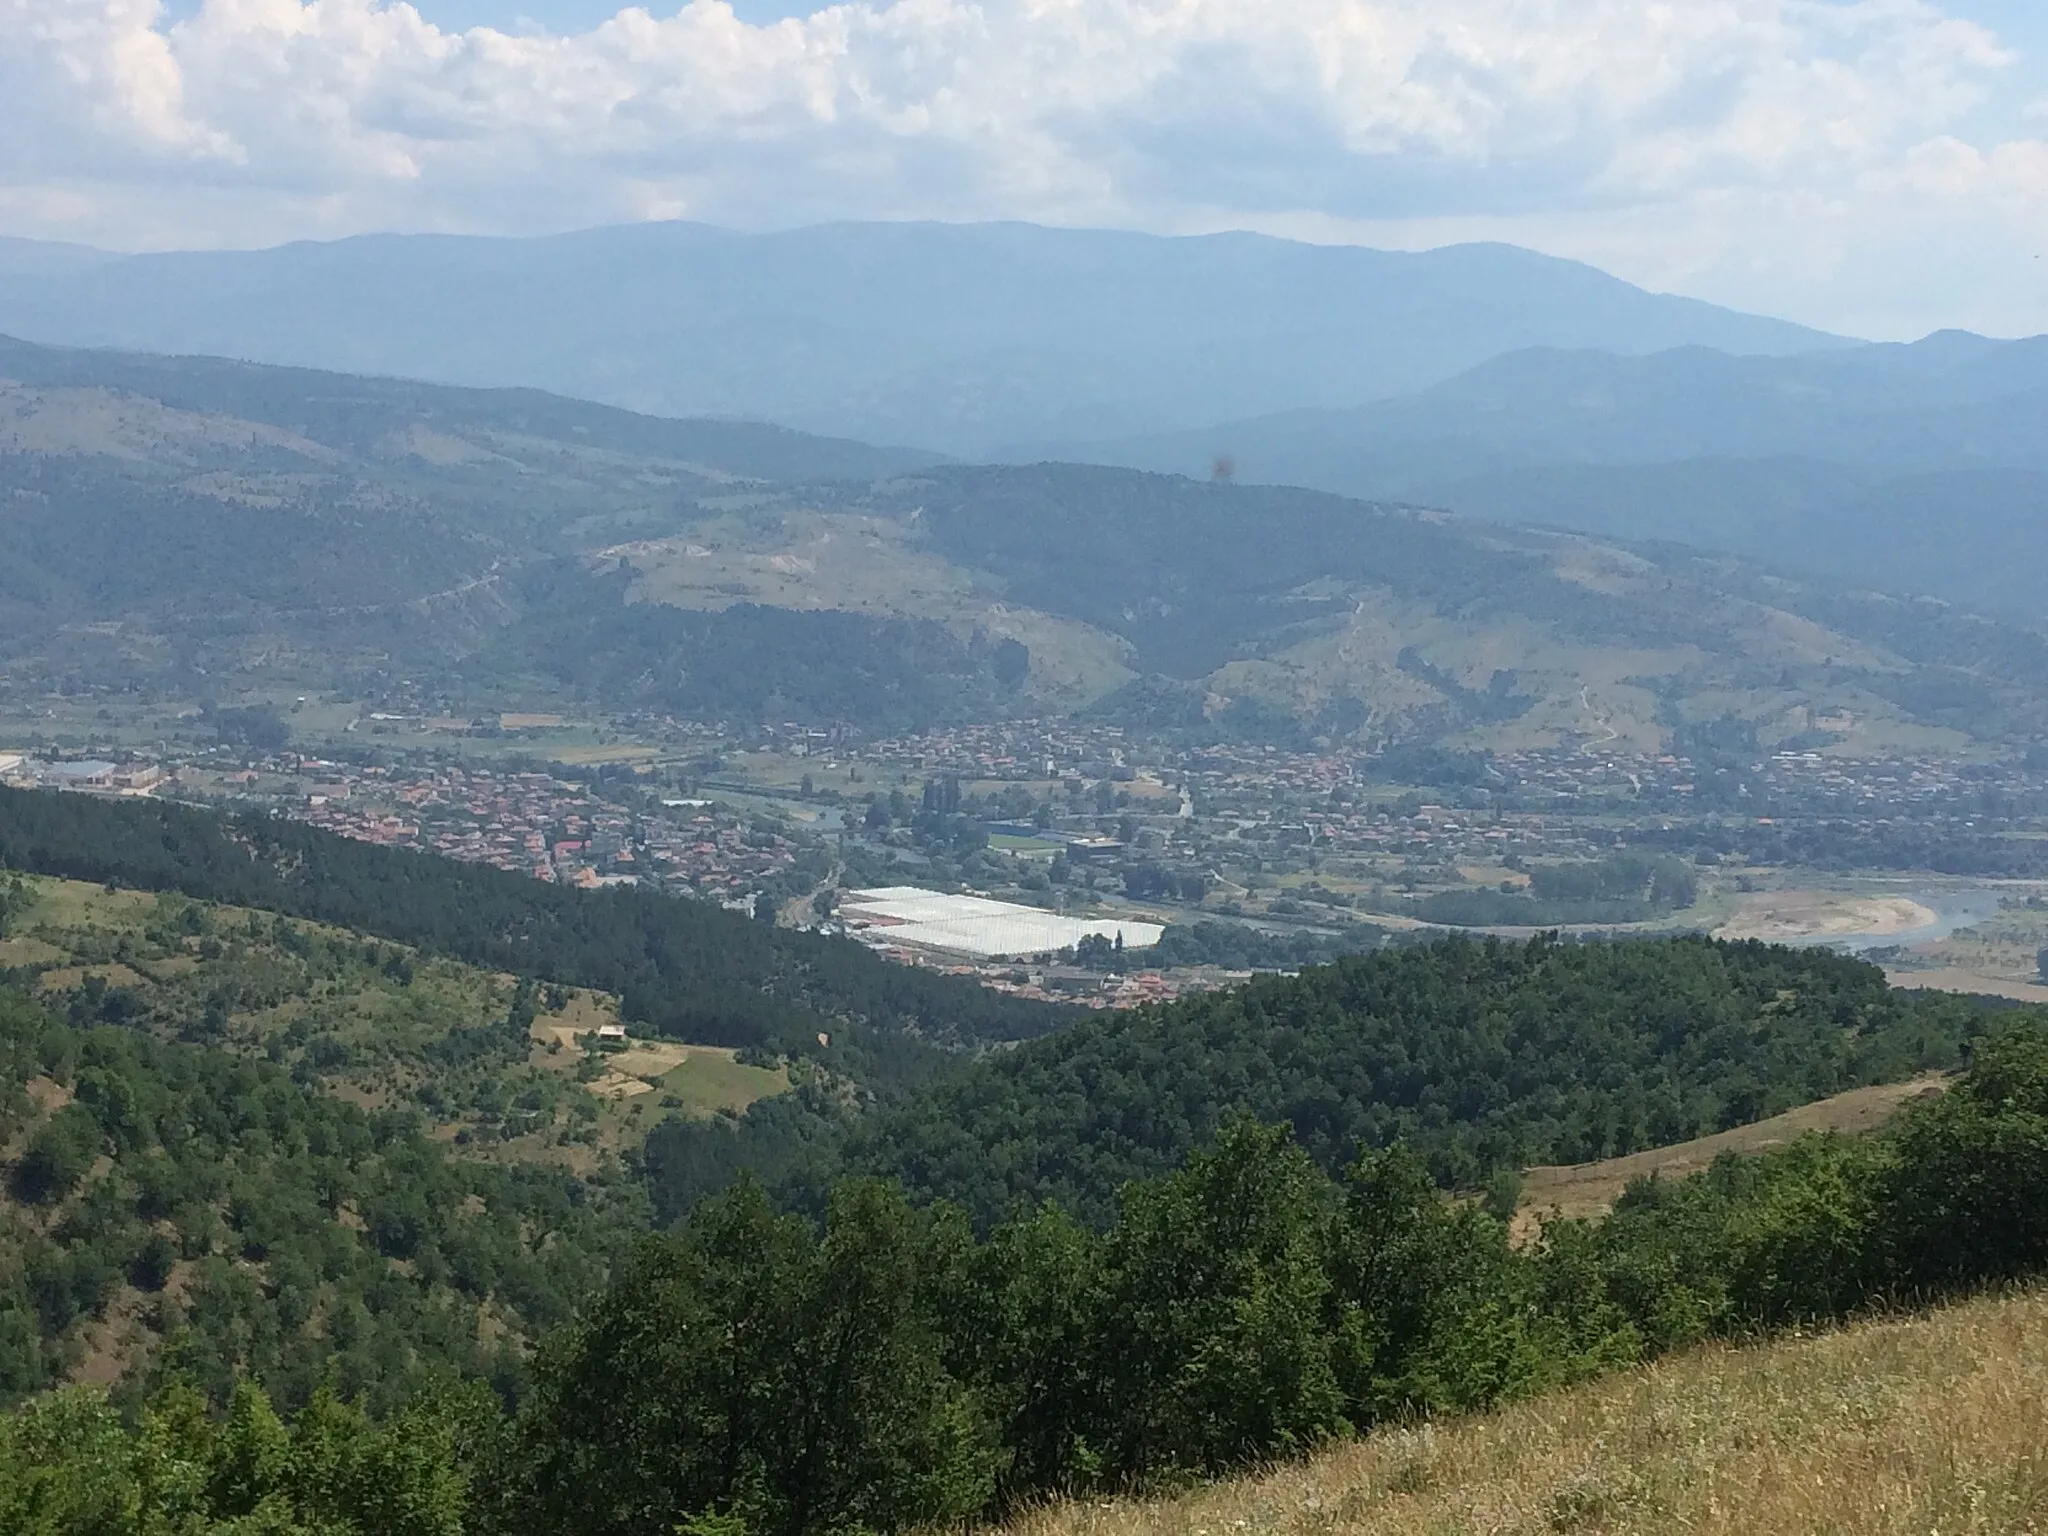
left=1514, top=1073, right=1950, bottom=1231
left=1009, top=1286, right=2048, bottom=1536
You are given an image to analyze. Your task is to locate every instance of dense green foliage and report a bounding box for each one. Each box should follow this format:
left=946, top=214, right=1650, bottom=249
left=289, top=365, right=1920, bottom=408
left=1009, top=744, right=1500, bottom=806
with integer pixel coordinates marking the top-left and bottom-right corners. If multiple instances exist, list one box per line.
left=800, top=935, right=1982, bottom=1226
left=13, top=789, right=2048, bottom=1536
left=30, top=1030, right=2048, bottom=1536
left=1091, top=919, right=1390, bottom=972
left=1561, top=1025, right=2048, bottom=1339
left=0, top=1378, right=487, bottom=1536
left=406, top=1024, right=2048, bottom=1534
left=0, top=453, right=494, bottom=629
left=0, top=880, right=595, bottom=1144
left=1413, top=852, right=1699, bottom=927
left=0, top=786, right=1067, bottom=1081
left=0, top=990, right=642, bottom=1413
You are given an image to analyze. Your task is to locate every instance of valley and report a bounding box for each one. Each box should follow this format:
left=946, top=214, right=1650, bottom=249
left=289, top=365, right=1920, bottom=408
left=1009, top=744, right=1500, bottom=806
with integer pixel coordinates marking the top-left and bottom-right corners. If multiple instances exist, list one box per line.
left=5, top=723, right=2048, bottom=1536
left=2, top=239, right=2048, bottom=1536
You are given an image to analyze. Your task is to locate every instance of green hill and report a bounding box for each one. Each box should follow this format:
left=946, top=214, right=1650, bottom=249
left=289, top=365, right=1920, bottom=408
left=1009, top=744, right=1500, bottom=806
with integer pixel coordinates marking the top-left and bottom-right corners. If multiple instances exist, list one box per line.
left=5, top=779, right=2048, bottom=1536
left=502, top=458, right=2048, bottom=749
left=0, top=333, right=940, bottom=695
left=863, top=461, right=2048, bottom=748
left=0, top=982, right=644, bottom=1412
left=666, top=930, right=1996, bottom=1227
left=13, top=1021, right=2048, bottom=1536
left=13, top=337, right=2048, bottom=746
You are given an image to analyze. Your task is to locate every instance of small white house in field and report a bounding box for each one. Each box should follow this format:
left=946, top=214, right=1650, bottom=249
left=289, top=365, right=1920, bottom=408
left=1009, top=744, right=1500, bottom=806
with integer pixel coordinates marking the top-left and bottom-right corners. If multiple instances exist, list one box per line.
left=595, top=1024, right=628, bottom=1043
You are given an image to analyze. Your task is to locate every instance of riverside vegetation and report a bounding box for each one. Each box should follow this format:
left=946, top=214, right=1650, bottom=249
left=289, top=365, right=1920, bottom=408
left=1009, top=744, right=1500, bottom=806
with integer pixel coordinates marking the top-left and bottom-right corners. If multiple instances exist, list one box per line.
left=6, top=791, right=2048, bottom=1531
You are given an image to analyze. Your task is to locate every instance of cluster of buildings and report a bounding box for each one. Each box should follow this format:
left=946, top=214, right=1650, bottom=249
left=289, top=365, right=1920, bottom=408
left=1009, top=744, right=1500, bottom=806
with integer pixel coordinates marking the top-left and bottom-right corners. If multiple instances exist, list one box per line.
left=1742, top=751, right=2025, bottom=811
left=0, top=753, right=167, bottom=794
left=268, top=758, right=804, bottom=900
left=843, top=724, right=2048, bottom=872
left=864, top=940, right=1232, bottom=1010
left=861, top=721, right=1143, bottom=784
left=22, top=712, right=2048, bottom=1009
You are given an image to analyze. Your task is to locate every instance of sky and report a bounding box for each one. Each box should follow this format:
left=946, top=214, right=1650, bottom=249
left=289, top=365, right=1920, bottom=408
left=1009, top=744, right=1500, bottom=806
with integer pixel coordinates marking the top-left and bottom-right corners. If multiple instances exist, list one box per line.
left=5, top=0, right=2047, bottom=339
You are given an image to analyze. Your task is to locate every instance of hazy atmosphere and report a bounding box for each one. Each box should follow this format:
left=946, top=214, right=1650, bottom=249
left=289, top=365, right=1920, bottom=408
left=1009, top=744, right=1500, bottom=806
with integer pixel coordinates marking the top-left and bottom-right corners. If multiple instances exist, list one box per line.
left=7, top=5, right=2048, bottom=1534
left=5, top=0, right=2048, bottom=336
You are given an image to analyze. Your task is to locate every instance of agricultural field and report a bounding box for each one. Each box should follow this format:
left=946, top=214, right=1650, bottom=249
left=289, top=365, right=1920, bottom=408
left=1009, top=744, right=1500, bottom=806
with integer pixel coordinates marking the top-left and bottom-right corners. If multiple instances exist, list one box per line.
left=0, top=876, right=790, bottom=1166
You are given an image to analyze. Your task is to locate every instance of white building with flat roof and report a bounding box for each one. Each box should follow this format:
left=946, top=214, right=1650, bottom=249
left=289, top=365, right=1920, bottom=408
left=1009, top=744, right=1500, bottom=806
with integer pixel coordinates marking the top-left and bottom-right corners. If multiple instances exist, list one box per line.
left=840, top=886, right=1162, bottom=960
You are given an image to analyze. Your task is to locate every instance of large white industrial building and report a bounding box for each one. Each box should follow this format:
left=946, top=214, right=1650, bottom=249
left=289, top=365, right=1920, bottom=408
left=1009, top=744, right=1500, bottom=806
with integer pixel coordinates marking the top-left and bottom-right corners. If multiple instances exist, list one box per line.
left=840, top=886, right=1163, bottom=960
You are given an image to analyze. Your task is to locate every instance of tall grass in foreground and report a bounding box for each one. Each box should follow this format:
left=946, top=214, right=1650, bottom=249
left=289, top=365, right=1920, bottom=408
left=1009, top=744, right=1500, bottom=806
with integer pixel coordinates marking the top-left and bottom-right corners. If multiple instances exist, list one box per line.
left=1007, top=1286, right=2048, bottom=1536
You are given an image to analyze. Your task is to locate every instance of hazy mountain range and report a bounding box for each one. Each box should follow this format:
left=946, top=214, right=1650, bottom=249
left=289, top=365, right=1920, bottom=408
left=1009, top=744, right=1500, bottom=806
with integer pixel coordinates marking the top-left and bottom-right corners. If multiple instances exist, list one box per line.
left=5, top=332, right=2048, bottom=755
left=0, top=221, right=1839, bottom=455
left=1027, top=333, right=2048, bottom=623
left=9, top=219, right=2041, bottom=631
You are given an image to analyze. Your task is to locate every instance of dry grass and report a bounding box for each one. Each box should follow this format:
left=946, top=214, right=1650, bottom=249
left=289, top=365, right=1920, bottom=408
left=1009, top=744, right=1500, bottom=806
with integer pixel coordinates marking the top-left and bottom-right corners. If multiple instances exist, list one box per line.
left=1514, top=1076, right=1949, bottom=1234
left=34, top=962, right=153, bottom=993
left=1888, top=968, right=2048, bottom=1005
left=1005, top=1288, right=2048, bottom=1536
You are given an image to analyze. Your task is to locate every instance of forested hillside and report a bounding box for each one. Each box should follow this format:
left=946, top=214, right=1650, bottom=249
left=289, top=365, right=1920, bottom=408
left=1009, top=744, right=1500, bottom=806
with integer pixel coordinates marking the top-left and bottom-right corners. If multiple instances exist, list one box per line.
left=840, top=462, right=2048, bottom=748
left=4, top=799, right=2048, bottom=1534
left=709, top=933, right=1990, bottom=1226
left=0, top=333, right=934, bottom=691
left=0, top=787, right=1066, bottom=1081
left=10, top=784, right=2048, bottom=1536
left=476, top=563, right=1035, bottom=730
left=0, top=989, right=645, bottom=1412
left=0, top=785, right=2004, bottom=1234
left=13, top=1024, right=2048, bottom=1536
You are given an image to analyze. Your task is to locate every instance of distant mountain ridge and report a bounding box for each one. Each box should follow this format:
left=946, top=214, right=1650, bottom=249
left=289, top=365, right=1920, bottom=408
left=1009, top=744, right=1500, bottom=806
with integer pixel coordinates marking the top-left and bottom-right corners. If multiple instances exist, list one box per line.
left=8, top=332, right=2048, bottom=753
left=0, top=220, right=1846, bottom=454
left=0, top=332, right=939, bottom=679
left=1022, top=333, right=2048, bottom=623
left=0, top=333, right=939, bottom=483
left=0, top=235, right=120, bottom=278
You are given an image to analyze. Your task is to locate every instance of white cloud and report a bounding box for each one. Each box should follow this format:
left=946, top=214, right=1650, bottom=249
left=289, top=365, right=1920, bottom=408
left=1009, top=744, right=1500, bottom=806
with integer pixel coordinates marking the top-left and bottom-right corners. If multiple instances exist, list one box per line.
left=0, top=0, right=2044, bottom=335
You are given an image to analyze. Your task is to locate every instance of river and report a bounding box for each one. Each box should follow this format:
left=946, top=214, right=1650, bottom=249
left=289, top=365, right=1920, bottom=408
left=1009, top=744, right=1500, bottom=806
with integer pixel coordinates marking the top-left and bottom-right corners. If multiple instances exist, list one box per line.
left=1822, top=887, right=2015, bottom=953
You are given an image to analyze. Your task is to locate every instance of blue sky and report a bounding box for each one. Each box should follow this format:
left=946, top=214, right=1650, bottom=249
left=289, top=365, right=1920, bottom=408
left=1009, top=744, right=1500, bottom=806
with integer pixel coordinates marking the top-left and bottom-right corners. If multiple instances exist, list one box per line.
left=13, top=1, right=2048, bottom=338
